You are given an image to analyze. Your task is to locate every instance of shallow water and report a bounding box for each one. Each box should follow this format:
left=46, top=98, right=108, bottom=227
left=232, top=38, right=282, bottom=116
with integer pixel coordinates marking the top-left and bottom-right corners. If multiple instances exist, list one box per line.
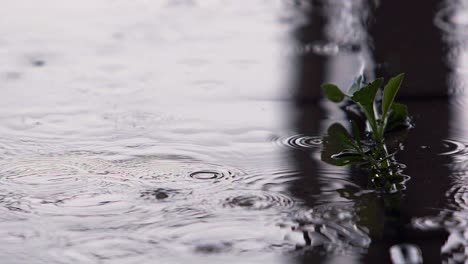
left=1, top=0, right=468, bottom=263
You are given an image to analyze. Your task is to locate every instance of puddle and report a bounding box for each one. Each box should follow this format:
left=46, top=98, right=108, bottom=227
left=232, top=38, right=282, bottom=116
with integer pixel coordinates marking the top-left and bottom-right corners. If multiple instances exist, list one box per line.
left=0, top=0, right=468, bottom=263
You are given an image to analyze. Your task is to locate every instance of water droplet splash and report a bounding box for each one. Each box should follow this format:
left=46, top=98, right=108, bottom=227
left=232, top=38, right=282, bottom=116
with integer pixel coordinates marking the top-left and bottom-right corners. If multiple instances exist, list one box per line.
left=140, top=188, right=186, bottom=201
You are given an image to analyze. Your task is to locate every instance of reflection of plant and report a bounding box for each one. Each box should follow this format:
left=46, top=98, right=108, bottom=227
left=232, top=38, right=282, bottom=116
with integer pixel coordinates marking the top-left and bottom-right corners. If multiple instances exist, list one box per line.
left=321, top=74, right=412, bottom=193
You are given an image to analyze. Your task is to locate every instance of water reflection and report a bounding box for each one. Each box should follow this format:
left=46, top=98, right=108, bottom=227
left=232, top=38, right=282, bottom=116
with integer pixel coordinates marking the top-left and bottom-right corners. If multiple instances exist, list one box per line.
left=372, top=0, right=450, bottom=98
left=372, top=0, right=465, bottom=261
left=408, top=2, right=468, bottom=263
left=286, top=1, right=375, bottom=263
left=288, top=0, right=464, bottom=262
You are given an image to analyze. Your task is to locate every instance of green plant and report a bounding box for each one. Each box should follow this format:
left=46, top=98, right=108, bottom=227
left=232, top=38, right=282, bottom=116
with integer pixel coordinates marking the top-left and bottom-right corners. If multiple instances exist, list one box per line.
left=320, top=74, right=411, bottom=193
left=321, top=74, right=407, bottom=142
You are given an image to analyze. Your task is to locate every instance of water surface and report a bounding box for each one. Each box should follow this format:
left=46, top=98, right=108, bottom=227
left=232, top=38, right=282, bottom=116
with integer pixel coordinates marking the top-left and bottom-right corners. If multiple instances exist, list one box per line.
left=0, top=0, right=468, bottom=263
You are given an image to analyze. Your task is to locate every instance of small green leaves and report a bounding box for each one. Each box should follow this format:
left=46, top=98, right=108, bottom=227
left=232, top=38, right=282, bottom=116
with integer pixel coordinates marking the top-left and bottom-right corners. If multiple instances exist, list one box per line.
left=351, top=78, right=383, bottom=108
left=329, top=123, right=357, bottom=149
left=320, top=74, right=410, bottom=193
left=382, top=73, right=405, bottom=121
left=321, top=84, right=345, bottom=103
left=321, top=75, right=408, bottom=142
left=385, top=103, right=409, bottom=132
left=351, top=78, right=383, bottom=137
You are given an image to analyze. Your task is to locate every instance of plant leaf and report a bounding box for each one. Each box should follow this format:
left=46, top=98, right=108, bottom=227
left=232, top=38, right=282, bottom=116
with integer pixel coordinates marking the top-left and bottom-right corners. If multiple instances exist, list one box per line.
left=350, top=78, right=383, bottom=131
left=330, top=152, right=364, bottom=166
left=382, top=73, right=405, bottom=120
left=385, top=103, right=409, bottom=132
left=321, top=84, right=345, bottom=103
left=321, top=123, right=362, bottom=166
left=348, top=75, right=365, bottom=96
left=329, top=123, right=357, bottom=149
left=351, top=78, right=383, bottom=107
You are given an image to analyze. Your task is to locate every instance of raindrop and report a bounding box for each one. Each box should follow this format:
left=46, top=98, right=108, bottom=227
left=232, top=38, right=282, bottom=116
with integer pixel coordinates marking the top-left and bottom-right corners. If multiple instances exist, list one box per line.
left=140, top=188, right=183, bottom=200
left=31, top=59, right=45, bottom=67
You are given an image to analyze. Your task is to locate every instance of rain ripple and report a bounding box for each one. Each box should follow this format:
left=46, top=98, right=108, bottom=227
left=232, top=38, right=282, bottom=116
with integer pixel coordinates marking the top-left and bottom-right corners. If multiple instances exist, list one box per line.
left=438, top=139, right=467, bottom=156
left=221, top=190, right=295, bottom=211
left=113, top=156, right=245, bottom=185
left=0, top=154, right=143, bottom=219
left=272, top=134, right=323, bottom=150
left=435, top=4, right=468, bottom=35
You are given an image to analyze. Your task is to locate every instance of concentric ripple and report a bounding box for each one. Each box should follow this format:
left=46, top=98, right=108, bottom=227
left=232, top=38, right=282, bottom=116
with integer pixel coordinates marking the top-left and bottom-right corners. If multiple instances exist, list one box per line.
left=438, top=139, right=467, bottom=156
left=0, top=155, right=139, bottom=192
left=272, top=135, right=323, bottom=150
left=0, top=154, right=147, bottom=219
left=412, top=213, right=468, bottom=231
left=189, top=170, right=228, bottom=180
left=435, top=4, right=468, bottom=35
left=221, top=190, right=295, bottom=210
left=114, top=157, right=245, bottom=184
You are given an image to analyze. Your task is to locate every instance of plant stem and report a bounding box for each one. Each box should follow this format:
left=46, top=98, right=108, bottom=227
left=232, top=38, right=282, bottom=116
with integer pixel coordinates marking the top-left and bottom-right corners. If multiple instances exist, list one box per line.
left=376, top=118, right=387, bottom=142
left=364, top=108, right=382, bottom=142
